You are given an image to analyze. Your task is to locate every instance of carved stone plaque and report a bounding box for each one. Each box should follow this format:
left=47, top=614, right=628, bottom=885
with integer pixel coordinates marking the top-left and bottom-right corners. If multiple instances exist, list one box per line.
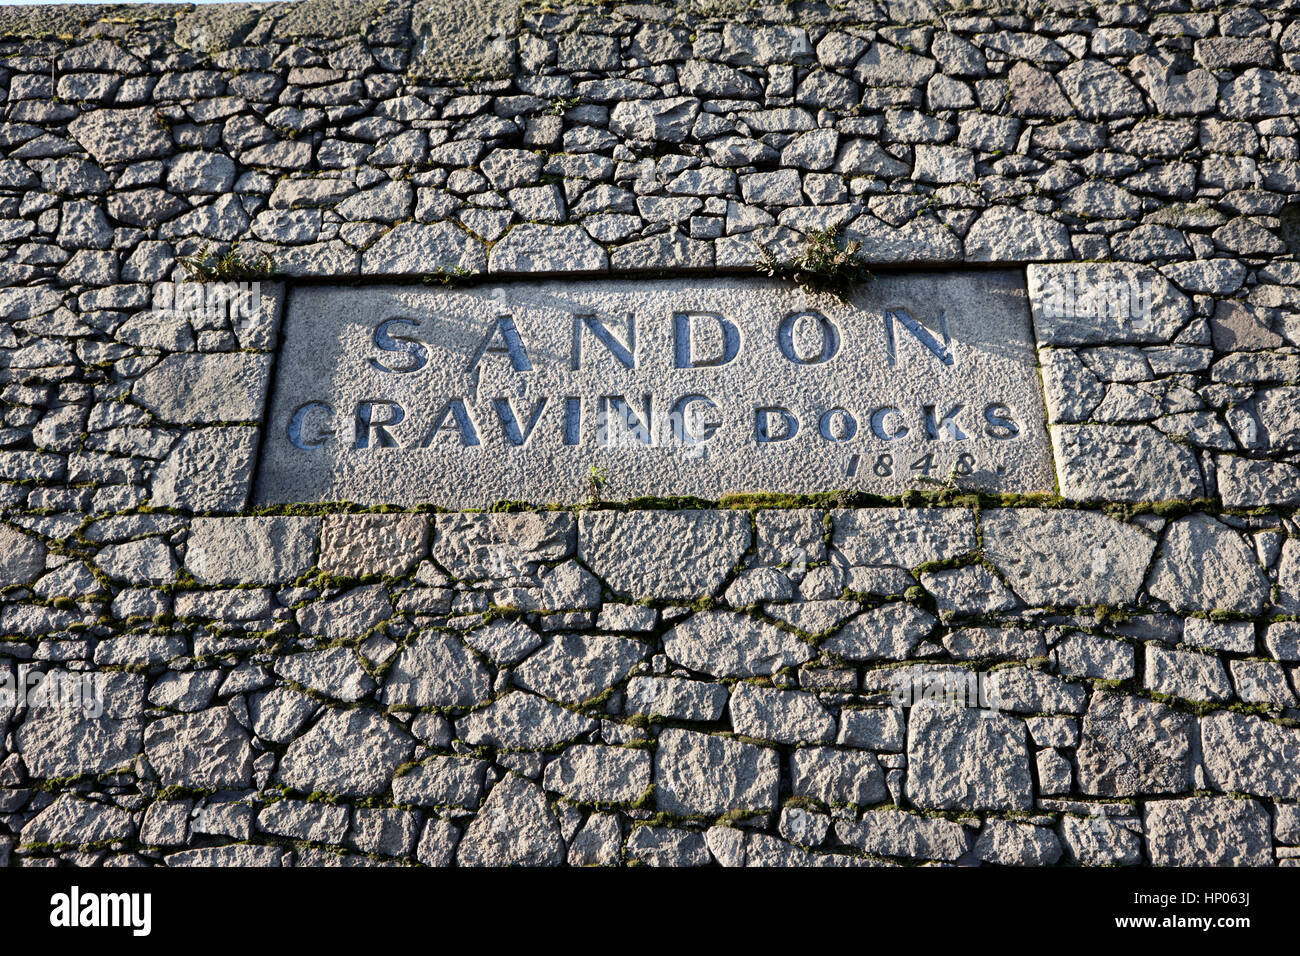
left=254, top=273, right=1053, bottom=506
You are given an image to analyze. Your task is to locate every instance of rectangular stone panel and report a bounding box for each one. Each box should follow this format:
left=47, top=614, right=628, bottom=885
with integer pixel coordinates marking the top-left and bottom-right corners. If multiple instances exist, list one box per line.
left=254, top=273, right=1052, bottom=507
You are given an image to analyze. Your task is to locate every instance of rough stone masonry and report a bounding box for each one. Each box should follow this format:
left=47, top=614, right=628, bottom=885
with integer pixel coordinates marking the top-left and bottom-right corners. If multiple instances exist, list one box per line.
left=0, top=0, right=1299, bottom=867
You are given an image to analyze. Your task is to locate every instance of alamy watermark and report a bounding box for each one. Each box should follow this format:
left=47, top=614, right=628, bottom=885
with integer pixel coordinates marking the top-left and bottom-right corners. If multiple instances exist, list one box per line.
left=0, top=666, right=104, bottom=718
left=1036, top=271, right=1153, bottom=332
left=150, top=280, right=264, bottom=331
left=890, top=666, right=1004, bottom=715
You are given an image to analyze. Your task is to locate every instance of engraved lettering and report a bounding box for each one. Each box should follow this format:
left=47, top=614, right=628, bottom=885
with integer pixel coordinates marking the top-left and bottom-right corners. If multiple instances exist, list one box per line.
left=884, top=308, right=954, bottom=367
left=984, top=402, right=1020, bottom=439
left=870, top=406, right=909, bottom=441
left=924, top=404, right=968, bottom=442
left=755, top=406, right=799, bottom=442
left=673, top=312, right=740, bottom=368
left=369, top=318, right=429, bottom=374
left=492, top=397, right=548, bottom=447
left=670, top=394, right=720, bottom=443
left=354, top=401, right=405, bottom=449
left=778, top=311, right=839, bottom=365
left=288, top=401, right=335, bottom=450
left=818, top=408, right=857, bottom=442
left=419, top=399, right=480, bottom=447
left=469, top=315, right=532, bottom=373
left=573, top=314, right=635, bottom=370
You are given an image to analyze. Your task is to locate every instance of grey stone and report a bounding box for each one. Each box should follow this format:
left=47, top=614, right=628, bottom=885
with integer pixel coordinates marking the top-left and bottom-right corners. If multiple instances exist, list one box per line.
left=0, top=525, right=47, bottom=585
left=1144, top=645, right=1234, bottom=703
left=834, top=810, right=971, bottom=862
left=255, top=275, right=1051, bottom=507
left=567, top=812, right=622, bottom=866
left=133, top=353, right=271, bottom=425
left=383, top=632, right=492, bottom=708
left=654, top=729, right=779, bottom=816
left=22, top=794, right=135, bottom=847
left=318, top=514, right=428, bottom=577
left=147, top=670, right=222, bottom=712
left=149, top=427, right=259, bottom=512
left=729, top=683, right=835, bottom=744
left=249, top=688, right=318, bottom=745
left=1058, top=60, right=1145, bottom=119
left=837, top=708, right=906, bottom=751
left=627, top=826, right=711, bottom=866
left=541, top=745, right=651, bottom=804
left=145, top=708, right=253, bottom=790
left=349, top=808, right=420, bottom=858
left=393, top=756, right=488, bottom=809
left=1144, top=798, right=1272, bottom=867
left=361, top=222, right=487, bottom=275
left=580, top=510, right=748, bottom=601
left=1053, top=633, right=1135, bottom=681
left=463, top=619, right=545, bottom=666
left=433, top=512, right=573, bottom=579
left=921, top=564, right=1020, bottom=617
left=457, top=774, right=564, bottom=867
left=1147, top=514, right=1269, bottom=615
left=514, top=634, right=648, bottom=705
left=277, top=709, right=414, bottom=797
left=1052, top=425, right=1205, bottom=503
left=624, top=677, right=729, bottom=721
left=275, top=647, right=374, bottom=703
left=417, top=820, right=461, bottom=867
left=610, top=97, right=698, bottom=143
left=973, top=821, right=1063, bottom=866
left=1058, top=814, right=1143, bottom=866
left=1201, top=711, right=1300, bottom=798
left=906, top=707, right=1033, bottom=811
left=258, top=799, right=349, bottom=844
left=822, top=603, right=935, bottom=661
left=68, top=107, right=172, bottom=165
left=185, top=517, right=320, bottom=585
left=981, top=509, right=1156, bottom=606
left=790, top=747, right=887, bottom=806
left=966, top=207, right=1071, bottom=262
left=832, top=508, right=977, bottom=568
left=296, top=584, right=392, bottom=641
left=1076, top=691, right=1194, bottom=796
left=1230, top=660, right=1297, bottom=708
left=94, top=537, right=176, bottom=585
left=538, top=560, right=602, bottom=610
left=664, top=611, right=813, bottom=677
left=489, top=224, right=607, bottom=273
left=457, top=692, right=597, bottom=750
left=1029, top=263, right=1192, bottom=346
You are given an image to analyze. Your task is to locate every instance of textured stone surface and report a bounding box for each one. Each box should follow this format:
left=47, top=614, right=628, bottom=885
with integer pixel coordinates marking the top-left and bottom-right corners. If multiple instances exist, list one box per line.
left=1076, top=691, right=1194, bottom=797
left=1144, top=798, right=1272, bottom=867
left=1146, top=515, right=1270, bottom=614
left=981, top=509, right=1156, bottom=606
left=580, top=510, right=748, bottom=600
left=654, top=729, right=779, bottom=816
left=318, top=514, right=429, bottom=577
left=0, top=525, right=46, bottom=585
left=185, top=517, right=321, bottom=585
left=3, top=0, right=1300, bottom=869
left=457, top=774, right=564, bottom=867
left=906, top=707, right=1033, bottom=811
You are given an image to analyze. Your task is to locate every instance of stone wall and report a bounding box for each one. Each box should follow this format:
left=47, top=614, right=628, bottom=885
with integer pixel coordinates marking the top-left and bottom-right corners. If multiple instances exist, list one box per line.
left=1, top=0, right=1299, bottom=866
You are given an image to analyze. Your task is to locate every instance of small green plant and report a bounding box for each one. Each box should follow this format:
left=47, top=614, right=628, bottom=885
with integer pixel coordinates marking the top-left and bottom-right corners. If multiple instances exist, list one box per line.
left=588, top=465, right=610, bottom=502
left=423, top=265, right=473, bottom=286
left=178, top=241, right=274, bottom=281
left=547, top=95, right=580, bottom=116
left=758, top=225, right=873, bottom=301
